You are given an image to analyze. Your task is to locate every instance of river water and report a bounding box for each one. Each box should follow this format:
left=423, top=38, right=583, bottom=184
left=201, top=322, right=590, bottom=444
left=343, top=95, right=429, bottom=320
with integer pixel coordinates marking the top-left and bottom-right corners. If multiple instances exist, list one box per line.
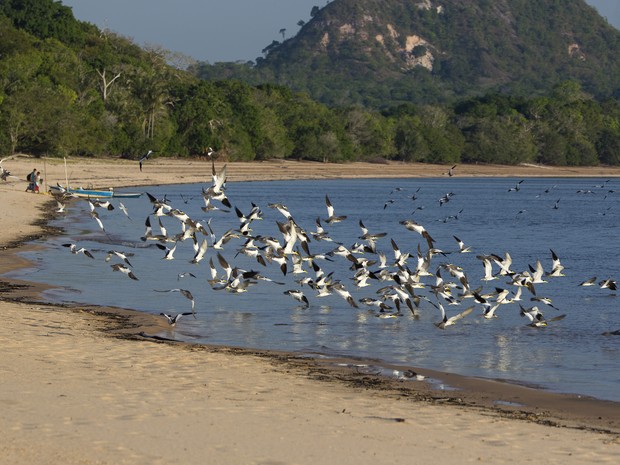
left=8, top=176, right=620, bottom=401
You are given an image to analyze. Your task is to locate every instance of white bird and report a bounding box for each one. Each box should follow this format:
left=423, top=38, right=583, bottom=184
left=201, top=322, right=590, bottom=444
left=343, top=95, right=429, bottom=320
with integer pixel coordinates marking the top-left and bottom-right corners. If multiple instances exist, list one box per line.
left=139, top=150, right=155, bottom=171
left=157, top=242, right=177, bottom=260
left=110, top=263, right=138, bottom=280
left=429, top=300, right=474, bottom=329
left=191, top=238, right=208, bottom=264
left=453, top=235, right=472, bottom=253
left=399, top=219, right=435, bottom=249
left=324, top=195, right=347, bottom=224
left=118, top=202, right=131, bottom=220
left=284, top=289, right=309, bottom=307
left=62, top=243, right=95, bottom=259
left=520, top=305, right=566, bottom=327
left=105, top=250, right=134, bottom=267
left=546, top=249, right=565, bottom=277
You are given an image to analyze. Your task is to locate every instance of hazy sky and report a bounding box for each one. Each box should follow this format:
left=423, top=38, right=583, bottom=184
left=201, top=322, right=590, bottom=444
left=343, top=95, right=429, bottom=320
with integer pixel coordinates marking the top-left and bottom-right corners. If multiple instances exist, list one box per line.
left=61, top=0, right=620, bottom=64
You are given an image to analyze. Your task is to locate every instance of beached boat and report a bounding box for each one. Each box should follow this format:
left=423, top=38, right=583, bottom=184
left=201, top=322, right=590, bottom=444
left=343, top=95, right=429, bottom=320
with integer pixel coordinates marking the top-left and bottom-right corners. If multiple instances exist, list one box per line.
left=49, top=185, right=142, bottom=199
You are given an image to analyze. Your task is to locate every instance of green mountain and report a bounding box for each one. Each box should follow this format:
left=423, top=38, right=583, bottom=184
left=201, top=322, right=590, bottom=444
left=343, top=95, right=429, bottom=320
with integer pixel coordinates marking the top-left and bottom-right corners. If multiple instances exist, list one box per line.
left=194, top=0, right=620, bottom=108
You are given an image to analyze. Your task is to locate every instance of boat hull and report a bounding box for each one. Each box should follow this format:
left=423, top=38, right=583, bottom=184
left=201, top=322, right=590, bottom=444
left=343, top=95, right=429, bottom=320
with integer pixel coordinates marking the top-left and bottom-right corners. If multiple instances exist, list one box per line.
left=49, top=186, right=142, bottom=199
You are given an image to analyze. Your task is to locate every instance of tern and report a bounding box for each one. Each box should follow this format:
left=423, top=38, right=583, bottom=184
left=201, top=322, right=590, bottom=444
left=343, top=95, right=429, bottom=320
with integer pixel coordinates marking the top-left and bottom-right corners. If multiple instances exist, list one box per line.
left=62, top=243, right=95, bottom=259
left=453, top=235, right=472, bottom=253
left=428, top=299, right=474, bottom=329
left=520, top=305, right=566, bottom=327
left=154, top=288, right=195, bottom=312
left=105, top=250, right=134, bottom=267
left=399, top=219, right=435, bottom=249
left=324, top=195, right=347, bottom=224
left=160, top=312, right=193, bottom=326
left=284, top=289, right=309, bottom=307
left=546, top=249, right=565, bottom=277
left=139, top=150, right=155, bottom=171
left=110, top=263, right=138, bottom=280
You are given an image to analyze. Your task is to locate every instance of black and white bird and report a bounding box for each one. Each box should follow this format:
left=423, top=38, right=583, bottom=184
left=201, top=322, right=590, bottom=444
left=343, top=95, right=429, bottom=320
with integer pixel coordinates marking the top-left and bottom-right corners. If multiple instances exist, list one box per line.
left=110, top=263, right=138, bottom=280
left=139, top=150, right=155, bottom=171
left=160, top=312, right=193, bottom=326
left=154, top=288, right=195, bottom=312
left=62, top=243, right=95, bottom=259
left=284, top=289, right=309, bottom=307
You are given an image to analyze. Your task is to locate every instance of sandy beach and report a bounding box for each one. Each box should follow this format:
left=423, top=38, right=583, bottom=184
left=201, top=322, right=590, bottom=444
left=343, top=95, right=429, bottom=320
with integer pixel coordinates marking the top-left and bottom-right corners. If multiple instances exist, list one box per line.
left=1, top=155, right=620, bottom=464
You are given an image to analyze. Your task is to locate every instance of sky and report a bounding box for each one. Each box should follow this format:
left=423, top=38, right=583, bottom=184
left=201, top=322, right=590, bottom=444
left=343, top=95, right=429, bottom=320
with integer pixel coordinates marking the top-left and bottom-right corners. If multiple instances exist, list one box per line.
left=61, top=0, right=620, bottom=64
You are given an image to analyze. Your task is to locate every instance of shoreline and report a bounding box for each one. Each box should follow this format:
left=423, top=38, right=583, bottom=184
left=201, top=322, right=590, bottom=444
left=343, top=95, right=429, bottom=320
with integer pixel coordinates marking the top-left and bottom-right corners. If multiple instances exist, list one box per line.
left=1, top=156, right=620, bottom=463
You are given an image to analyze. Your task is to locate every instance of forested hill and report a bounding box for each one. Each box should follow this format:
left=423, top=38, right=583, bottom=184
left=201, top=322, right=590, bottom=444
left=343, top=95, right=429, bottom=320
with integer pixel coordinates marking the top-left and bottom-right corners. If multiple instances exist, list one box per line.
left=2, top=0, right=620, bottom=167
left=194, top=0, right=620, bottom=108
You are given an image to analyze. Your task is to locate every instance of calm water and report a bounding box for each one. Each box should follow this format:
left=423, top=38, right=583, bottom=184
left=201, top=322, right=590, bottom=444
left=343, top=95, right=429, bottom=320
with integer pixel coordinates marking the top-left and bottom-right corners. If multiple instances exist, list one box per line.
left=9, top=177, right=620, bottom=401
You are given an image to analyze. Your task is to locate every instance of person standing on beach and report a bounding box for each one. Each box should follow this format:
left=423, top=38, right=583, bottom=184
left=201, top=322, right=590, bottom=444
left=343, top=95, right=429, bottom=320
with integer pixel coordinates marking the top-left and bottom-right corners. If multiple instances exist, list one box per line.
left=34, top=171, right=41, bottom=193
left=25, top=168, right=37, bottom=192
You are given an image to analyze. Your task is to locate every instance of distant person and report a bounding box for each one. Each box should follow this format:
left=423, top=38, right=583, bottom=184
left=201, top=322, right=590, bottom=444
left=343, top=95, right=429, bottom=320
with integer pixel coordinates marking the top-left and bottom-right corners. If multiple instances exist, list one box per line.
left=25, top=168, right=37, bottom=192
left=34, top=171, right=41, bottom=193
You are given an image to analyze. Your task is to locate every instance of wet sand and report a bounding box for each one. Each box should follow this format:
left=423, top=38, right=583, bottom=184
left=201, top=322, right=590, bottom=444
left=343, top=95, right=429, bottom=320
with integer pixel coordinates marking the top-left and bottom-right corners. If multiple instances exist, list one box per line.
left=1, top=155, right=620, bottom=464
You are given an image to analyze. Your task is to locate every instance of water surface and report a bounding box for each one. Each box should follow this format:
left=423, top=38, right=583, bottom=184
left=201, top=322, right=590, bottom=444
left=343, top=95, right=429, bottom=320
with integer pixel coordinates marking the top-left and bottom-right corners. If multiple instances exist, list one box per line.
left=10, top=177, right=620, bottom=401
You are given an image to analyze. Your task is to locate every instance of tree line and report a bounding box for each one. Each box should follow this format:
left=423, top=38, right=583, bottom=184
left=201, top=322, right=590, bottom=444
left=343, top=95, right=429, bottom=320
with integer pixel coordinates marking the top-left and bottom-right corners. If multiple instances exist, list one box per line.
left=1, top=1, right=620, bottom=165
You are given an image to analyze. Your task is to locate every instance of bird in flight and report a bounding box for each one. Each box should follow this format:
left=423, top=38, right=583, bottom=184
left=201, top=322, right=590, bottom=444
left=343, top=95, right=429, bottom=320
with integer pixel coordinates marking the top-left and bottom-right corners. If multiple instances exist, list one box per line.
left=139, top=150, right=155, bottom=171
left=160, top=312, right=194, bottom=326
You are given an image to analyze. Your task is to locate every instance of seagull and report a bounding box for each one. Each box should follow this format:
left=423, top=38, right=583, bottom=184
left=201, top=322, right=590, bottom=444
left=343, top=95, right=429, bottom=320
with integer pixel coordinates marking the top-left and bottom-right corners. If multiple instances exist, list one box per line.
left=160, top=312, right=193, bottom=326
left=599, top=278, right=617, bottom=291
left=428, top=299, right=474, bottom=329
left=87, top=202, right=106, bottom=232
left=546, top=249, right=565, bottom=277
left=438, top=192, right=455, bottom=206
left=177, top=272, right=197, bottom=280
left=191, top=238, right=208, bottom=264
left=324, top=195, right=347, bottom=224
left=139, top=150, right=155, bottom=171
left=62, top=243, right=95, bottom=259
left=284, top=289, right=309, bottom=307
left=105, top=250, right=134, bottom=267
left=508, top=180, right=524, bottom=192
left=154, top=288, right=195, bottom=312
left=578, top=276, right=597, bottom=287
left=520, top=305, right=566, bottom=327
left=329, top=282, right=359, bottom=308
left=399, top=219, right=435, bottom=249
left=156, top=242, right=178, bottom=260
left=453, top=235, right=472, bottom=253
left=110, top=263, right=138, bottom=280
left=118, top=202, right=132, bottom=220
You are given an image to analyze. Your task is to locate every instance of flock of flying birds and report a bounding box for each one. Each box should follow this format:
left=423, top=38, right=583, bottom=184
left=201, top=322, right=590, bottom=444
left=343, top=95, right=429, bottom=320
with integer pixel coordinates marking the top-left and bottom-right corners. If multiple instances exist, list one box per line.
left=47, top=160, right=618, bottom=334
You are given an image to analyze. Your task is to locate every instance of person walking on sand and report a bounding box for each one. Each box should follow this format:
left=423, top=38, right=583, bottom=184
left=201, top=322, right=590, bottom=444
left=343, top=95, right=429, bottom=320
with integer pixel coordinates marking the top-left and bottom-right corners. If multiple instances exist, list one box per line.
left=25, top=168, right=37, bottom=192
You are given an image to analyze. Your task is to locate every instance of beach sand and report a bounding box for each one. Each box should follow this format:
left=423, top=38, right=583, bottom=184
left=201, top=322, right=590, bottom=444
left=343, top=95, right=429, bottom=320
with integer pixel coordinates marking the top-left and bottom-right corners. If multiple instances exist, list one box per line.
left=1, top=155, right=620, bottom=464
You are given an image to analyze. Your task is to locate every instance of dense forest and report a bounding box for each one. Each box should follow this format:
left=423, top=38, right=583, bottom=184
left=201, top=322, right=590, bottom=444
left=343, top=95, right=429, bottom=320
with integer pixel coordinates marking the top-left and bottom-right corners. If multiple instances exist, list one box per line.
left=1, top=0, right=620, bottom=166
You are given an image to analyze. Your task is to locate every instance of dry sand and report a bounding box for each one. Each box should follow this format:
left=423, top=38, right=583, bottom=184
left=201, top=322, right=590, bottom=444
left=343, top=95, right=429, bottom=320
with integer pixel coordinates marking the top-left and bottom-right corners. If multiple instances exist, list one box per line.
left=1, top=155, right=620, bottom=464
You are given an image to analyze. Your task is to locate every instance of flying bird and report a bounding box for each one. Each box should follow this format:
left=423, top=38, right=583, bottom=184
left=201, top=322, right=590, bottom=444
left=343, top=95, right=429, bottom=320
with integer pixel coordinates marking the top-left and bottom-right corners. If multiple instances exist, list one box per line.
left=139, top=150, right=155, bottom=171
left=110, top=263, right=138, bottom=280
left=284, top=289, right=309, bottom=307
left=160, top=312, right=194, bottom=326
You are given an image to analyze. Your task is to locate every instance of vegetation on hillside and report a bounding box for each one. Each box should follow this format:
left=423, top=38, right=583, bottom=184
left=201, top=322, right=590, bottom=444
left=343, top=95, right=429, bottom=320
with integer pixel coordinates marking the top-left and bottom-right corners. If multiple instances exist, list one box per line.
left=1, top=0, right=620, bottom=166
left=194, top=0, right=620, bottom=108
